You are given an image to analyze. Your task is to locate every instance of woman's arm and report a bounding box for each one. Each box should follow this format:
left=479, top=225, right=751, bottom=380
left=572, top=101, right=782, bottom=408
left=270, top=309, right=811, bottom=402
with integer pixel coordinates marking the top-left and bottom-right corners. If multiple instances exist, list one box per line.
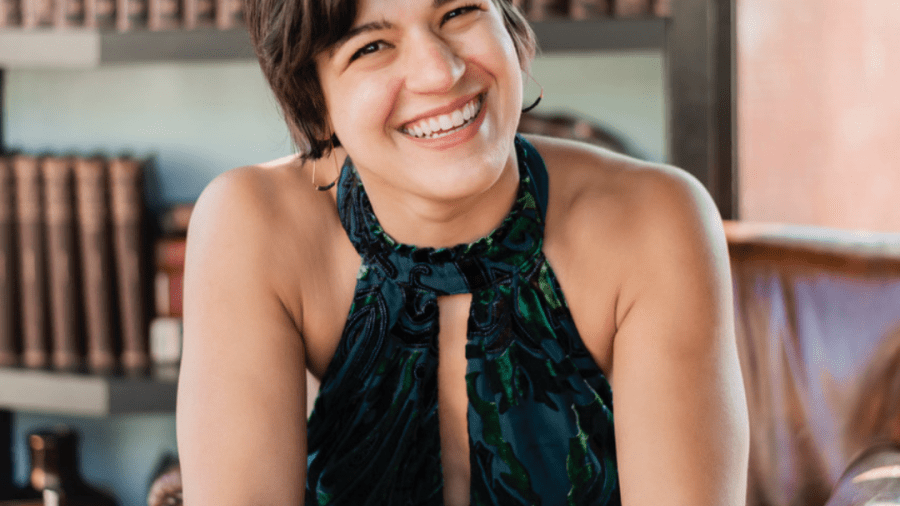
left=177, top=168, right=307, bottom=505
left=611, top=166, right=749, bottom=504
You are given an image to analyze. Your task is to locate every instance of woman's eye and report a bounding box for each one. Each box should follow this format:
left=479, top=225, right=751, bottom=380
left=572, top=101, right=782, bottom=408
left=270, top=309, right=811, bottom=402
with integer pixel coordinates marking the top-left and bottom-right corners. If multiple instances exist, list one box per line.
left=350, top=41, right=386, bottom=62
left=441, top=4, right=482, bottom=25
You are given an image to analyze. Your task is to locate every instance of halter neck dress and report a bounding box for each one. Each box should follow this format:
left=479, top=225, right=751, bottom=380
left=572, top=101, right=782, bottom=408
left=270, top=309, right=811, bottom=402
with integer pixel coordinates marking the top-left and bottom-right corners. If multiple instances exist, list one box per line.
left=305, top=135, right=620, bottom=505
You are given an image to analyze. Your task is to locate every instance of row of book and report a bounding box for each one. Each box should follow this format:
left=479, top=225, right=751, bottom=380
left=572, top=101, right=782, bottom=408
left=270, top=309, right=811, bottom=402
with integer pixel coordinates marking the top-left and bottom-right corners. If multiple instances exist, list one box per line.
left=0, top=0, right=670, bottom=31
left=0, top=153, right=157, bottom=377
left=0, top=0, right=241, bottom=31
left=515, top=0, right=671, bottom=20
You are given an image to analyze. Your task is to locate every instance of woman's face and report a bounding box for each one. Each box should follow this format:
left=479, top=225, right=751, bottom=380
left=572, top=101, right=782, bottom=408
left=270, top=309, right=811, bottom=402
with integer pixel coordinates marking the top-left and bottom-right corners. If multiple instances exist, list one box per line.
left=316, top=0, right=526, bottom=202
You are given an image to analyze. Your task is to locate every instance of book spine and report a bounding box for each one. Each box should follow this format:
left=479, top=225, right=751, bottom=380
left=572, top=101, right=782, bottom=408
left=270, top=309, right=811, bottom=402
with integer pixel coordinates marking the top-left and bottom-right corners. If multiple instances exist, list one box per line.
left=653, top=0, right=670, bottom=17
left=41, top=156, right=83, bottom=373
left=0, top=158, right=17, bottom=368
left=612, top=0, right=650, bottom=17
left=12, top=155, right=49, bottom=370
left=115, top=0, right=126, bottom=29
left=20, top=0, right=33, bottom=27
left=528, top=0, right=568, bottom=21
left=74, top=158, right=116, bottom=375
left=109, top=158, right=148, bottom=376
left=23, top=0, right=53, bottom=27
left=53, top=0, right=65, bottom=27
left=94, top=0, right=115, bottom=29
left=0, top=0, right=23, bottom=26
left=180, top=0, right=193, bottom=28
left=82, top=0, right=95, bottom=27
left=116, top=0, right=146, bottom=30
left=154, top=237, right=185, bottom=317
left=147, top=0, right=178, bottom=30
left=569, top=0, right=610, bottom=19
left=63, top=0, right=86, bottom=27
left=153, top=269, right=183, bottom=317
left=214, top=0, right=238, bottom=29
left=183, top=0, right=211, bottom=29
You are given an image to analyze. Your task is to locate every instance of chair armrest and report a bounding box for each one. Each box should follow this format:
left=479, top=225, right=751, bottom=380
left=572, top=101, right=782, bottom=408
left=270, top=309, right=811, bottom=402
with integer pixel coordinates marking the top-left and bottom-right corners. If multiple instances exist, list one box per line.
left=825, top=441, right=900, bottom=506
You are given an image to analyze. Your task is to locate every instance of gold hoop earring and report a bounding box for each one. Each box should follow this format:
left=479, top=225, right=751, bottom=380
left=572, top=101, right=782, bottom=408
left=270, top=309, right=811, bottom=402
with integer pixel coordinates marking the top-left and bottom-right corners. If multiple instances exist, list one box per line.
left=522, top=73, right=544, bottom=113
left=312, top=138, right=339, bottom=191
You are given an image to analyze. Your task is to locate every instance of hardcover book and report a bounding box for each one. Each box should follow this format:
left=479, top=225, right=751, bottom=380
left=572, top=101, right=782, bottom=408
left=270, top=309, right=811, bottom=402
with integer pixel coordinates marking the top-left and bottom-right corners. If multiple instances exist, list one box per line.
left=653, top=0, right=671, bottom=17
left=528, top=0, right=568, bottom=20
left=0, top=158, right=16, bottom=368
left=12, top=155, right=49, bottom=370
left=74, top=157, right=117, bottom=375
left=41, top=156, right=83, bottom=372
left=147, top=0, right=178, bottom=30
left=214, top=0, right=239, bottom=29
left=21, top=0, right=53, bottom=28
left=84, top=0, right=116, bottom=29
left=182, top=0, right=213, bottom=29
left=154, top=237, right=185, bottom=318
left=612, top=0, right=650, bottom=17
left=109, top=157, right=149, bottom=375
left=0, top=0, right=22, bottom=27
left=51, top=0, right=85, bottom=27
left=115, top=0, right=146, bottom=30
left=570, top=0, right=610, bottom=19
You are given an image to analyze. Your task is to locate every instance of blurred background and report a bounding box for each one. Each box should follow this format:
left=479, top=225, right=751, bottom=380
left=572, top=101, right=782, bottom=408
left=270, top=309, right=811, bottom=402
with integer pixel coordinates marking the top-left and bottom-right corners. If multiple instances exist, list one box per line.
left=2, top=0, right=900, bottom=505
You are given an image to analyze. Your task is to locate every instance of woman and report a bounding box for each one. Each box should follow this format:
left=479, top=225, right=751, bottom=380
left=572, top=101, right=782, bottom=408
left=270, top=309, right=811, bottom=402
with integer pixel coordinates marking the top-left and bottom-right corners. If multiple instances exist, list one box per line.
left=176, top=0, right=749, bottom=504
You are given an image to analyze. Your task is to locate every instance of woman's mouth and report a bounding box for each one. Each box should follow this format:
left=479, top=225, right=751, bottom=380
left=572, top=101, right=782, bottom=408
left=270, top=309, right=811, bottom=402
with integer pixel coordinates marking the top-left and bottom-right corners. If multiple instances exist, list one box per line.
left=400, top=93, right=486, bottom=140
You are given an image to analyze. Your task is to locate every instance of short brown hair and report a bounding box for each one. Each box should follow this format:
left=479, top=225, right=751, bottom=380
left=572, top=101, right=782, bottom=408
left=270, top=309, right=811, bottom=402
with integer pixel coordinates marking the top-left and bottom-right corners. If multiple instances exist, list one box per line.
left=244, top=0, right=537, bottom=160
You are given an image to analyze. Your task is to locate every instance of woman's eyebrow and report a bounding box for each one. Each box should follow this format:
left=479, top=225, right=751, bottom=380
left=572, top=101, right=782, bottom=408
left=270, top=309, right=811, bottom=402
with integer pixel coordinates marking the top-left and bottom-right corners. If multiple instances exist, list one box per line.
left=330, top=20, right=393, bottom=56
left=329, top=0, right=462, bottom=56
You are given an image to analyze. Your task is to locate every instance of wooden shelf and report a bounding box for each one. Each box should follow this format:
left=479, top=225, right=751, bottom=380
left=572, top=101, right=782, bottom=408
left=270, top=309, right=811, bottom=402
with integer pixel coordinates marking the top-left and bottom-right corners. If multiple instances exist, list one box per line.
left=0, top=17, right=666, bottom=68
left=0, top=367, right=177, bottom=417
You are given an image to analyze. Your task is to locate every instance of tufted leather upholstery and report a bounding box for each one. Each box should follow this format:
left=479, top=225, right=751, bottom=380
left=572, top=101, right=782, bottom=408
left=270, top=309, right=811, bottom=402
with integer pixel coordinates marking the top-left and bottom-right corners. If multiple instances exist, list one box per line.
left=726, top=221, right=900, bottom=506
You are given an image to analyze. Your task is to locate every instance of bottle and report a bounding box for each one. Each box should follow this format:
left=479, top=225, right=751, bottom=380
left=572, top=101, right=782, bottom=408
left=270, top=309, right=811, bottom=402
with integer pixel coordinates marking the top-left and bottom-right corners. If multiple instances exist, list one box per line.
left=2, top=427, right=118, bottom=506
left=0, top=411, right=38, bottom=504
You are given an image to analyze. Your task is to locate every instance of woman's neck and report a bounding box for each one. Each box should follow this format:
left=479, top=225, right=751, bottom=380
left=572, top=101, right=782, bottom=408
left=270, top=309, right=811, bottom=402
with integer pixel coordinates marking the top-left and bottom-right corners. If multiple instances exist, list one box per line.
left=357, top=153, right=521, bottom=250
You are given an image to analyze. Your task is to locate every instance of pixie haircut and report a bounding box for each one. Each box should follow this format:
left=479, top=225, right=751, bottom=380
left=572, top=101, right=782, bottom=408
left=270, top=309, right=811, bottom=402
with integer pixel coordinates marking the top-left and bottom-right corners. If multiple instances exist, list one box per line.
left=244, top=0, right=537, bottom=160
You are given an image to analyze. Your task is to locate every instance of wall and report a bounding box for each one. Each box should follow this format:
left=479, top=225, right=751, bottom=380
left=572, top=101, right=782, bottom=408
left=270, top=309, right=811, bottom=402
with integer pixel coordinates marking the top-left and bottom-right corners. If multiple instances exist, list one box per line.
left=3, top=50, right=665, bottom=506
left=737, top=0, right=900, bottom=232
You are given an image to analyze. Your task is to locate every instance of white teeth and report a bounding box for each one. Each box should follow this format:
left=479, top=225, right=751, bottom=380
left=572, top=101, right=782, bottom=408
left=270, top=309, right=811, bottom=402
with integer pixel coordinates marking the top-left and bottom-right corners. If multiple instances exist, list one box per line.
left=452, top=109, right=464, bottom=126
left=403, top=94, right=484, bottom=139
left=438, top=114, right=453, bottom=130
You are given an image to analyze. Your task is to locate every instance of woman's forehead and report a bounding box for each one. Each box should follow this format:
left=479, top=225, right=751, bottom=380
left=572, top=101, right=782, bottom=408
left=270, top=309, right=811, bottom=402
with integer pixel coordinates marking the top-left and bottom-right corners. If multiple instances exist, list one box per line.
left=352, top=0, right=480, bottom=24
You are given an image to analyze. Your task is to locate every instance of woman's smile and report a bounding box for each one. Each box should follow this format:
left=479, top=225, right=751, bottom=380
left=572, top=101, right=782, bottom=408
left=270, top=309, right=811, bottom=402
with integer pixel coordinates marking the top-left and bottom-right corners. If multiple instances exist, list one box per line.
left=400, top=92, right=485, bottom=139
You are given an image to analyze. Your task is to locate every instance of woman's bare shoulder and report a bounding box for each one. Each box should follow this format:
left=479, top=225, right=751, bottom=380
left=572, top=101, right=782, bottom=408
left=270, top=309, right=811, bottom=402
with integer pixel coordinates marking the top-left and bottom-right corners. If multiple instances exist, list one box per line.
left=190, top=153, right=338, bottom=247
left=524, top=134, right=721, bottom=247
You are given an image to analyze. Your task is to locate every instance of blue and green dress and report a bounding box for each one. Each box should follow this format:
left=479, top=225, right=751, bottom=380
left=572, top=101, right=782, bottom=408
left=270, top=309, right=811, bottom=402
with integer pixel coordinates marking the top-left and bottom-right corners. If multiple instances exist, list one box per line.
left=305, top=135, right=620, bottom=505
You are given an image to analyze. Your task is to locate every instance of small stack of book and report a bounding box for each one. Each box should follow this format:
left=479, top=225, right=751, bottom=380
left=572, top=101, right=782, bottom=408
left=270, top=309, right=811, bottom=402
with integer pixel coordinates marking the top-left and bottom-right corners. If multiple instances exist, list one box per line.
left=150, top=203, right=190, bottom=380
left=0, top=0, right=243, bottom=31
left=0, top=153, right=154, bottom=377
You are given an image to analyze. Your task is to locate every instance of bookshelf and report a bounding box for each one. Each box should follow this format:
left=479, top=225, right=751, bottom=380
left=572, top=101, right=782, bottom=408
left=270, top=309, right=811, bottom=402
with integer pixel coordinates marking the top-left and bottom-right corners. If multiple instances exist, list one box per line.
left=0, top=2, right=735, bottom=213
left=0, top=368, right=176, bottom=417
left=0, top=18, right=666, bottom=67
left=0, top=0, right=735, bottom=502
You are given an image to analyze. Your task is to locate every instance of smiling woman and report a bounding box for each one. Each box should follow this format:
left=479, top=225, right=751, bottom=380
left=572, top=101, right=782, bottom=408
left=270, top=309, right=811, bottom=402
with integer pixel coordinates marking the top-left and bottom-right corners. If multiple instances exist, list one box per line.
left=175, top=0, right=750, bottom=505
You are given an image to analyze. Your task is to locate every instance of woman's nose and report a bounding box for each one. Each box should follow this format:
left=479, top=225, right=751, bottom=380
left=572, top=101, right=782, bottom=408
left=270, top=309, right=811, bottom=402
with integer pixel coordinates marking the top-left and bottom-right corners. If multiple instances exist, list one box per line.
left=403, top=33, right=465, bottom=94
